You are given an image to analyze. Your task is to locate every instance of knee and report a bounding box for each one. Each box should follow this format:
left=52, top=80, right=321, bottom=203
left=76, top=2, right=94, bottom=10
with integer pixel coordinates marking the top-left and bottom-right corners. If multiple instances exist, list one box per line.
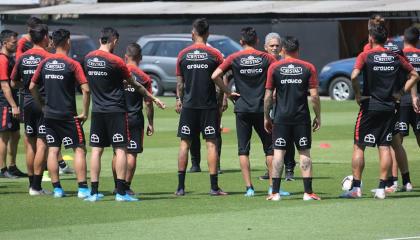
left=300, top=157, right=312, bottom=171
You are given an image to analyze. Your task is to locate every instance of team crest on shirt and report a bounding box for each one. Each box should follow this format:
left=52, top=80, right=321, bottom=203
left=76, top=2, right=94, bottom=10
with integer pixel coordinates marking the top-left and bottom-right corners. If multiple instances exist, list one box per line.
left=373, top=53, right=395, bottom=64
left=407, top=54, right=420, bottom=63
left=384, top=42, right=399, bottom=52
left=22, top=56, right=41, bottom=67
left=240, top=56, right=262, bottom=67
left=45, top=60, right=65, bottom=71
left=280, top=64, right=303, bottom=75
left=87, top=58, right=106, bottom=68
left=186, top=50, right=208, bottom=61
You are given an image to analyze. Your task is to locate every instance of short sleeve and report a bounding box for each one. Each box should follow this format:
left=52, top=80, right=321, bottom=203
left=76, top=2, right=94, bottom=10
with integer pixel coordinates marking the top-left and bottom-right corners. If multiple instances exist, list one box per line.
left=118, top=59, right=131, bottom=80
left=218, top=55, right=234, bottom=73
left=73, top=61, right=88, bottom=85
left=31, top=59, right=46, bottom=84
left=0, top=56, right=9, bottom=81
left=363, top=43, right=371, bottom=52
left=354, top=52, right=367, bottom=70
left=215, top=50, right=224, bottom=65
left=398, top=55, right=414, bottom=72
left=266, top=64, right=275, bottom=89
left=10, top=56, right=23, bottom=82
left=176, top=51, right=183, bottom=77
left=308, top=63, right=319, bottom=89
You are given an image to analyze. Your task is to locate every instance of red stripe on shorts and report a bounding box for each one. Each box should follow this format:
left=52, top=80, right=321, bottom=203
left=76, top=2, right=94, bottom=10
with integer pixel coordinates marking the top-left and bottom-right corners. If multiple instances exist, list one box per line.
left=125, top=113, right=130, bottom=142
left=74, top=118, right=84, bottom=144
left=355, top=110, right=363, bottom=141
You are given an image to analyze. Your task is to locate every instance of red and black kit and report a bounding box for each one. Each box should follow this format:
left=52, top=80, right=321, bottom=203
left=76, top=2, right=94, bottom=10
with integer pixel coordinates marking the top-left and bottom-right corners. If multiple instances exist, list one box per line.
left=266, top=57, right=318, bottom=150
left=0, top=53, right=20, bottom=132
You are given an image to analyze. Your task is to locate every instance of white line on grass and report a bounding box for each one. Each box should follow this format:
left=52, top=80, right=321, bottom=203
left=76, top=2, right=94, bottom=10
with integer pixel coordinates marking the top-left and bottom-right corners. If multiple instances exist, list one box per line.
left=381, top=236, right=420, bottom=240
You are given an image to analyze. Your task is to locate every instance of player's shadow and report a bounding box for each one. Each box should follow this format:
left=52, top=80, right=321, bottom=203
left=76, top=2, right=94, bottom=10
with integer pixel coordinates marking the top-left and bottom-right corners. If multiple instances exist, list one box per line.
left=219, top=169, right=242, bottom=174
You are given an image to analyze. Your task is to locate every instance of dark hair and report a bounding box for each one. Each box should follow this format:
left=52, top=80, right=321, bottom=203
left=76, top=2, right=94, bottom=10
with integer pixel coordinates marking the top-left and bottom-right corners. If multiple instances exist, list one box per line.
left=369, top=24, right=388, bottom=44
left=26, top=16, right=43, bottom=29
left=29, top=24, right=49, bottom=44
left=282, top=36, right=299, bottom=53
left=125, top=43, right=142, bottom=59
left=192, top=18, right=209, bottom=36
left=52, top=28, right=70, bottom=48
left=368, top=14, right=385, bottom=30
left=240, top=27, right=257, bottom=46
left=100, top=27, right=119, bottom=44
left=0, top=30, right=18, bottom=44
left=404, top=26, right=420, bottom=46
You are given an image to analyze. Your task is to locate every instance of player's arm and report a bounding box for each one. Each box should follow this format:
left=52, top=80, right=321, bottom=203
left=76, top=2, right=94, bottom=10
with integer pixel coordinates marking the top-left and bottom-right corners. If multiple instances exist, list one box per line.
left=221, top=74, right=229, bottom=112
left=175, top=75, right=184, bottom=114
left=403, top=70, right=420, bottom=113
left=145, top=100, right=154, bottom=136
left=29, top=62, right=45, bottom=109
left=309, top=88, right=321, bottom=132
left=77, top=83, right=90, bottom=122
left=0, top=82, right=20, bottom=119
left=212, top=76, right=240, bottom=100
left=263, top=89, right=274, bottom=133
left=10, top=59, right=23, bottom=89
left=126, top=75, right=165, bottom=109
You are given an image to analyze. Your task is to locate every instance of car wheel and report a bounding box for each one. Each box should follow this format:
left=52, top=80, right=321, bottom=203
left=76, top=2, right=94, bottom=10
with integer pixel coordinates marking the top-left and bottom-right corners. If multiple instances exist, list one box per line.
left=149, top=74, right=164, bottom=96
left=328, top=77, right=354, bottom=101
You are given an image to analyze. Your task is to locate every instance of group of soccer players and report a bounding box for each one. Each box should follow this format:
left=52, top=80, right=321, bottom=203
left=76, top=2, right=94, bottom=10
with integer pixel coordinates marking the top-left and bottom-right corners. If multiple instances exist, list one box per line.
left=0, top=15, right=418, bottom=202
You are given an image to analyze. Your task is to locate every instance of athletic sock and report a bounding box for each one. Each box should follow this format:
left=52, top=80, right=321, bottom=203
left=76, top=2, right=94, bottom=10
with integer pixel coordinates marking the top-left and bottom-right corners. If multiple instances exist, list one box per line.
left=91, top=181, right=99, bottom=195
left=32, top=174, right=43, bottom=191
left=352, top=179, right=361, bottom=188
left=116, top=179, right=126, bottom=195
left=272, top=178, right=281, bottom=194
left=114, top=179, right=118, bottom=189
left=28, top=175, right=34, bottom=188
left=177, top=171, right=186, bottom=190
left=52, top=181, right=62, bottom=189
left=378, top=179, right=386, bottom=189
left=126, top=181, right=131, bottom=189
left=210, top=174, right=218, bottom=191
left=386, top=176, right=394, bottom=187
left=57, top=160, right=67, bottom=169
left=78, top=181, right=88, bottom=189
left=246, top=185, right=254, bottom=190
left=303, top=177, right=313, bottom=194
left=402, top=172, right=411, bottom=185
left=0, top=167, right=7, bottom=174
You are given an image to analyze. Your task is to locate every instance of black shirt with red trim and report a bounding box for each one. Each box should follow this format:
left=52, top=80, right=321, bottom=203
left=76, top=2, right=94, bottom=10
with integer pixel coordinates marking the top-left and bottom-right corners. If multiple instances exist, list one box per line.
left=354, top=46, right=413, bottom=111
left=363, top=39, right=403, bottom=55
left=0, top=53, right=19, bottom=107
left=125, top=64, right=152, bottom=119
left=266, top=57, right=318, bottom=125
left=31, top=53, right=87, bottom=120
left=11, top=48, right=51, bottom=107
left=16, top=36, right=33, bottom=61
left=176, top=43, right=223, bottom=109
left=401, top=47, right=420, bottom=106
left=84, top=50, right=131, bottom=113
left=218, top=48, right=276, bottom=113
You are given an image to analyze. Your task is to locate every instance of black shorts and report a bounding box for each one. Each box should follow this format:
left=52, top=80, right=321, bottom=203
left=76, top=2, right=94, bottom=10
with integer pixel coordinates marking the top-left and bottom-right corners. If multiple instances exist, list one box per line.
left=177, top=108, right=219, bottom=140
left=354, top=109, right=394, bottom=147
left=395, top=106, right=420, bottom=136
left=127, top=115, right=144, bottom=154
left=0, top=106, right=20, bottom=132
left=90, top=112, right=129, bottom=148
left=235, top=112, right=273, bottom=156
left=45, top=118, right=85, bottom=149
left=272, top=124, right=311, bottom=150
left=23, top=102, right=45, bottom=138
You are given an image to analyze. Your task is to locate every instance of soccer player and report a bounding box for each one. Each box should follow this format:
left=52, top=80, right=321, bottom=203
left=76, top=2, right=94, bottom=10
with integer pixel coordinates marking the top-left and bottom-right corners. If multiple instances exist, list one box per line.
left=11, top=24, right=51, bottom=195
left=0, top=30, right=21, bottom=178
left=84, top=27, right=165, bottom=202
left=29, top=29, right=91, bottom=198
left=264, top=36, right=321, bottom=201
left=263, top=32, right=296, bottom=182
left=341, top=25, right=419, bottom=199
left=111, top=43, right=155, bottom=196
left=175, top=18, right=239, bottom=196
left=212, top=27, right=276, bottom=197
left=15, top=17, right=42, bottom=60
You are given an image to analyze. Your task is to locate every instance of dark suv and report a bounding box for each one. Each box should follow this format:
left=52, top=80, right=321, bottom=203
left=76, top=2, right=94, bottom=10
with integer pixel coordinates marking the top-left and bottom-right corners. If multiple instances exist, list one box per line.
left=137, top=34, right=242, bottom=95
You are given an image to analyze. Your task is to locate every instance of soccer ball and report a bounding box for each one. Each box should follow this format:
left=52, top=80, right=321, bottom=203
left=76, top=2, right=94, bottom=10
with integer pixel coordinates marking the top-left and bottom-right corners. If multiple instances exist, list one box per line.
left=341, top=175, right=353, bottom=191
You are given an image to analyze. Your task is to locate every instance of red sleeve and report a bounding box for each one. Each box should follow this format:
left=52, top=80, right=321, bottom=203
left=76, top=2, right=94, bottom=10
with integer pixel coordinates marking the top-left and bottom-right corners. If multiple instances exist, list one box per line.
left=31, top=59, right=46, bottom=84
left=176, top=51, right=183, bottom=77
left=354, top=52, right=367, bottom=70
left=266, top=53, right=277, bottom=65
left=15, top=40, right=25, bottom=61
left=73, top=61, right=88, bottom=85
left=218, top=55, right=234, bottom=73
left=215, top=50, right=224, bottom=65
left=10, top=58, right=20, bottom=82
left=117, top=59, right=131, bottom=80
left=138, top=70, right=152, bottom=94
left=398, top=55, right=414, bottom=72
left=266, top=64, right=275, bottom=89
left=308, top=63, right=319, bottom=89
left=0, top=56, right=9, bottom=81
left=363, top=43, right=371, bottom=52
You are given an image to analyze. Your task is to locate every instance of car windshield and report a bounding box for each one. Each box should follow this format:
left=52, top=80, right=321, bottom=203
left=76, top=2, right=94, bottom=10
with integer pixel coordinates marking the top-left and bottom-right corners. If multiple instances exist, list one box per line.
left=208, top=38, right=242, bottom=57
left=72, top=38, right=96, bottom=56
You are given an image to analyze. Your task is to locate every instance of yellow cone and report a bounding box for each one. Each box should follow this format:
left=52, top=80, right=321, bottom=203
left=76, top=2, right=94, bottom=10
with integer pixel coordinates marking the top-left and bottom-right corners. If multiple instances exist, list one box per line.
left=62, top=155, right=74, bottom=161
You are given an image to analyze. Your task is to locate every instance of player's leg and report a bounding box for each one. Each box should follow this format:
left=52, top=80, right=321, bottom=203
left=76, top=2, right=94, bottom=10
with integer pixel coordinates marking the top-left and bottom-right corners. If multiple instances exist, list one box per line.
left=47, top=146, right=63, bottom=197
left=114, top=147, right=128, bottom=195
left=189, top=133, right=201, bottom=172
left=376, top=145, right=392, bottom=199
left=125, top=152, right=137, bottom=195
left=284, top=144, right=296, bottom=181
left=235, top=112, right=254, bottom=196
left=74, top=146, right=89, bottom=198
left=0, top=131, right=12, bottom=178
left=216, top=112, right=223, bottom=173
left=7, top=126, right=26, bottom=177
left=176, top=138, right=191, bottom=195
left=31, top=111, right=48, bottom=194
left=58, top=150, right=73, bottom=175
left=25, top=135, right=36, bottom=189
left=392, top=134, right=412, bottom=192
left=89, top=146, right=103, bottom=197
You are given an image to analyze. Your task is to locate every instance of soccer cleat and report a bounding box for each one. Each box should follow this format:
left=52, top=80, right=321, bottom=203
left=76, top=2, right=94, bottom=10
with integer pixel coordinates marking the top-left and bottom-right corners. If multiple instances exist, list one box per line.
left=29, top=188, right=51, bottom=196
left=385, top=185, right=398, bottom=194
left=303, top=192, right=321, bottom=201
left=174, top=188, right=185, bottom=196
left=126, top=189, right=136, bottom=196
left=285, top=170, right=295, bottom=181
left=341, top=187, right=362, bottom=199
left=115, top=193, right=139, bottom=202
left=401, top=183, right=413, bottom=192
left=244, top=188, right=255, bottom=197
left=53, top=188, right=65, bottom=198
left=1, top=170, right=18, bottom=179
left=209, top=188, right=228, bottom=196
left=268, top=187, right=291, bottom=196
left=374, top=189, right=386, bottom=199
left=8, top=166, right=27, bottom=177
left=84, top=194, right=102, bottom=202
left=59, top=165, right=75, bottom=175
left=77, top=188, right=91, bottom=198
left=266, top=193, right=281, bottom=201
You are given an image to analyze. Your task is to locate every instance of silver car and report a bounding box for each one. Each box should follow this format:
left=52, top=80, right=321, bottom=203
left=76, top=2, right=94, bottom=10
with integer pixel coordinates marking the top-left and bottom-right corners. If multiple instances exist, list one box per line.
left=137, top=34, right=242, bottom=96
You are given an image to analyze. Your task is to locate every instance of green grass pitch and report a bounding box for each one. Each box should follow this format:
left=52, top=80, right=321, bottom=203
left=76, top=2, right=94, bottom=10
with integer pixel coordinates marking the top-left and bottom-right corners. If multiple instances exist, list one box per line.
left=0, top=97, right=419, bottom=240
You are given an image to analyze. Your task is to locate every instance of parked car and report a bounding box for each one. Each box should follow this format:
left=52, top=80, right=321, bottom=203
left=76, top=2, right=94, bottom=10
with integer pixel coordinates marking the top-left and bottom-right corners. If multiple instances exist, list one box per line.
left=137, top=34, right=242, bottom=96
left=318, top=36, right=407, bottom=101
left=68, top=35, right=96, bottom=65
